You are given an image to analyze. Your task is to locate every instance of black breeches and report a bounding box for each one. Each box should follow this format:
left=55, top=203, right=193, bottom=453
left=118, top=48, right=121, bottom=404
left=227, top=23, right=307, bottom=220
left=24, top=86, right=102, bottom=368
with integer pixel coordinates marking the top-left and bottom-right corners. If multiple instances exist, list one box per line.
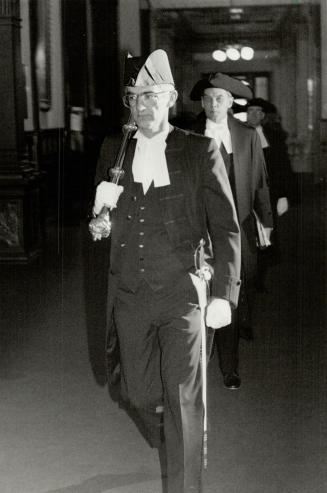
left=114, top=276, right=204, bottom=493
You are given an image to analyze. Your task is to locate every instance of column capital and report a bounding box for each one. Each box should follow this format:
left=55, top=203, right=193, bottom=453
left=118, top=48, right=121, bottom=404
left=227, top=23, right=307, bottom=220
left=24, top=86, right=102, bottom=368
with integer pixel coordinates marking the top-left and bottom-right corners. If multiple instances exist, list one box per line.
left=0, top=0, right=19, bottom=18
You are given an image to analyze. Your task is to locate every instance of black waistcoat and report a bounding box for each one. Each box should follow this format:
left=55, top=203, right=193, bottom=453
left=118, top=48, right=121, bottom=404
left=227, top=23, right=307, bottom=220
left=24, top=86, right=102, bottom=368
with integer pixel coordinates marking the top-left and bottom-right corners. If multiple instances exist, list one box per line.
left=117, top=180, right=187, bottom=293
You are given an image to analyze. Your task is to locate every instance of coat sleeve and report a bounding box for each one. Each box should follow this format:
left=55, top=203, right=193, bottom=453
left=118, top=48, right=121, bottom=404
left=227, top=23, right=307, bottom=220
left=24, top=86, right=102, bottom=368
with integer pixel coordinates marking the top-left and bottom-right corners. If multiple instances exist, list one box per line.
left=94, top=137, right=113, bottom=186
left=200, top=137, right=241, bottom=308
left=252, top=131, right=274, bottom=228
left=264, top=126, right=295, bottom=202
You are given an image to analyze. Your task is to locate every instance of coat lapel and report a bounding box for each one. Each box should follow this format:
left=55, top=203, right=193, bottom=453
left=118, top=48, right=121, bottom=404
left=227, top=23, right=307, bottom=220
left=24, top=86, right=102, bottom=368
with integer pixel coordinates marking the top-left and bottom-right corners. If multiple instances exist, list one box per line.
left=228, top=115, right=242, bottom=208
left=110, top=138, right=136, bottom=243
left=158, top=128, right=188, bottom=225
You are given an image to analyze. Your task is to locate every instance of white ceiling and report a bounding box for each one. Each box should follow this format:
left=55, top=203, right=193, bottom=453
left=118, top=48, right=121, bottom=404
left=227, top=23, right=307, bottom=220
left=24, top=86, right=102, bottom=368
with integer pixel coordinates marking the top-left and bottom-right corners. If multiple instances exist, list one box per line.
left=144, top=0, right=318, bottom=8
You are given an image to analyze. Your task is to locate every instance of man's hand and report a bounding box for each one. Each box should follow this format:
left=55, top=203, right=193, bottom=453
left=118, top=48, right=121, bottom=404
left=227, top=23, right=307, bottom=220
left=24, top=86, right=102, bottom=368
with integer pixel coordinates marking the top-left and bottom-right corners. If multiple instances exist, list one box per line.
left=93, top=182, right=124, bottom=215
left=206, top=298, right=231, bottom=329
left=88, top=211, right=111, bottom=241
left=277, top=197, right=289, bottom=216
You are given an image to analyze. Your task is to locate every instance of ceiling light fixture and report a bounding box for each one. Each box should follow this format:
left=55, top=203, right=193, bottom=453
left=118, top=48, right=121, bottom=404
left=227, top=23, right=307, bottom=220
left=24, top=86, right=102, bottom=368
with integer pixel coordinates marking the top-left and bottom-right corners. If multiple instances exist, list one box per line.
left=240, top=46, right=254, bottom=60
left=212, top=49, right=227, bottom=62
left=212, top=44, right=255, bottom=62
left=229, top=8, right=243, bottom=14
left=226, top=47, right=240, bottom=61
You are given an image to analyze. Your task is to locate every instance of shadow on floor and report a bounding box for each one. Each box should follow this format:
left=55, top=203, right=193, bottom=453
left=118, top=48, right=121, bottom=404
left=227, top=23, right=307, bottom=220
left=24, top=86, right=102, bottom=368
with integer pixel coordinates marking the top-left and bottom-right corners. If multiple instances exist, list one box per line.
left=46, top=471, right=158, bottom=493
left=81, top=225, right=110, bottom=388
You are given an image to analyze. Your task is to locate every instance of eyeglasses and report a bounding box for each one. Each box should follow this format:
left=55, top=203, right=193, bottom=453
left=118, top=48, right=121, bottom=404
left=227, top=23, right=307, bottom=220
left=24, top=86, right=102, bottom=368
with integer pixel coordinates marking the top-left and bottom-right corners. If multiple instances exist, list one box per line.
left=122, top=91, right=172, bottom=108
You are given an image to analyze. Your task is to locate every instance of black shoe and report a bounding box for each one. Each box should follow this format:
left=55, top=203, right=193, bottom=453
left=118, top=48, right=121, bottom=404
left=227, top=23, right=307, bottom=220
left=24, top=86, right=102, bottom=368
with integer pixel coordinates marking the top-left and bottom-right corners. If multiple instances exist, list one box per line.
left=223, top=372, right=241, bottom=390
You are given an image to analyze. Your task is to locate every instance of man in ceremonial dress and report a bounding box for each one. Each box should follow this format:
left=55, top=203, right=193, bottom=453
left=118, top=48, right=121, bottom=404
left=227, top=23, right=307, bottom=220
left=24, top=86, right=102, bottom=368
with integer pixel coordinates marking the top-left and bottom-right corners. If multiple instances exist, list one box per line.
left=189, top=74, right=273, bottom=390
left=90, top=51, right=241, bottom=493
left=246, top=97, right=294, bottom=290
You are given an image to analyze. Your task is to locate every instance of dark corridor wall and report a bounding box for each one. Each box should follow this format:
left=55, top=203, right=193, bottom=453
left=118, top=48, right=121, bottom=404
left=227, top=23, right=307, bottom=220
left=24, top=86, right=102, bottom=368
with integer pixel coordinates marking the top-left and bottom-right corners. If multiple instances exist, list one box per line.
left=62, top=0, right=121, bottom=130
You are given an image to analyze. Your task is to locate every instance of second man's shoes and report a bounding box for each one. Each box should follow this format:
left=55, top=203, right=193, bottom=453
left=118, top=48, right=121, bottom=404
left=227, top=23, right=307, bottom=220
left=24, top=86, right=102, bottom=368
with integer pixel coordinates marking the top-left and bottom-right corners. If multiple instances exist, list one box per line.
left=223, top=372, right=241, bottom=390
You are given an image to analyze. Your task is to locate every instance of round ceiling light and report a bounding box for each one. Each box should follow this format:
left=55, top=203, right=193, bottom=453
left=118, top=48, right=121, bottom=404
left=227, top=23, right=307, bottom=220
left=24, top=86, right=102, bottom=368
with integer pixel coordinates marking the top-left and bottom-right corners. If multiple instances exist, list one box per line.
left=240, top=46, right=254, bottom=60
left=212, top=50, right=227, bottom=62
left=226, top=47, right=240, bottom=61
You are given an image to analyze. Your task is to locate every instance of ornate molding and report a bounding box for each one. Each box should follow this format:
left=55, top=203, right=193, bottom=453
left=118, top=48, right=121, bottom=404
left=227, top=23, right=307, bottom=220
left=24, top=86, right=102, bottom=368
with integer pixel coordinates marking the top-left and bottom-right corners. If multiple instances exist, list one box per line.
left=0, top=0, right=19, bottom=18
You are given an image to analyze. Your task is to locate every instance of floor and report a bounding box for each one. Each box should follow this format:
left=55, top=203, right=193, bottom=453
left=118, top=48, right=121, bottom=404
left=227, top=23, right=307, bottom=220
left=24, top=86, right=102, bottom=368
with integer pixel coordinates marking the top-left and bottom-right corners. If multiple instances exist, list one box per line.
left=0, top=182, right=326, bottom=493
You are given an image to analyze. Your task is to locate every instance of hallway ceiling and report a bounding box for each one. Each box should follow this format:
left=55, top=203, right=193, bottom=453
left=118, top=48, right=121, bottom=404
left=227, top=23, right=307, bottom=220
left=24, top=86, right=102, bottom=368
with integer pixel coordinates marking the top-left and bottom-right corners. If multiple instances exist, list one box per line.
left=152, top=5, right=288, bottom=38
left=147, top=4, right=300, bottom=52
left=144, top=0, right=316, bottom=6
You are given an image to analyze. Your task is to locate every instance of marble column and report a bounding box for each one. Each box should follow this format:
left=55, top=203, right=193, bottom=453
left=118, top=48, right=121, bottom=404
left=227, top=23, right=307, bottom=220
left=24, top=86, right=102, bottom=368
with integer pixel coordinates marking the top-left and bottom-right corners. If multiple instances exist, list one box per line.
left=0, top=0, right=43, bottom=262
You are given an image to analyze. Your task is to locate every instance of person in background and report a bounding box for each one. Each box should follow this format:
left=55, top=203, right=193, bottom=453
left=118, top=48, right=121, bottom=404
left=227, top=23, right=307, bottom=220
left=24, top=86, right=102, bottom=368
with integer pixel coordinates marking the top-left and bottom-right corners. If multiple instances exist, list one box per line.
left=189, top=73, right=273, bottom=390
left=89, top=51, right=241, bottom=493
left=246, top=98, right=295, bottom=291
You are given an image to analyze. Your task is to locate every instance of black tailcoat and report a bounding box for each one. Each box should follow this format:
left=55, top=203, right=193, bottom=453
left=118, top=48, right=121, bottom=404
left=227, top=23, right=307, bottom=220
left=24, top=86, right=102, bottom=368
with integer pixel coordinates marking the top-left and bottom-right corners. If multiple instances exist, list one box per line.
left=190, top=112, right=273, bottom=279
left=94, top=126, right=241, bottom=384
left=262, top=122, right=295, bottom=207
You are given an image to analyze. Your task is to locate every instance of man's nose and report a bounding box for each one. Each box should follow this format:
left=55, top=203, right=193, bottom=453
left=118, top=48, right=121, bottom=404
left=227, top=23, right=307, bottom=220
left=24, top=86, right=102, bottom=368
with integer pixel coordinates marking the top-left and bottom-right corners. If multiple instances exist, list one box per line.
left=135, top=95, right=146, bottom=109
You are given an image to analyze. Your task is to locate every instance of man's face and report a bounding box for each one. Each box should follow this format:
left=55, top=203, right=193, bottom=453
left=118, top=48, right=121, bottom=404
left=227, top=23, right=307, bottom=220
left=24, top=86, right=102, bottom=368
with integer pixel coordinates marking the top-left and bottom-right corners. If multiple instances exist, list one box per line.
left=124, top=84, right=177, bottom=136
left=201, top=88, right=233, bottom=124
left=247, top=106, right=265, bottom=127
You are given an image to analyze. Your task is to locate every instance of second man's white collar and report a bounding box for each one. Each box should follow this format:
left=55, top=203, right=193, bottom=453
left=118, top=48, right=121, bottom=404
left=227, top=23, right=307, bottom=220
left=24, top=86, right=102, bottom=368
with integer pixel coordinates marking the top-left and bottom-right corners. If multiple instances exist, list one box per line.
left=204, top=117, right=233, bottom=154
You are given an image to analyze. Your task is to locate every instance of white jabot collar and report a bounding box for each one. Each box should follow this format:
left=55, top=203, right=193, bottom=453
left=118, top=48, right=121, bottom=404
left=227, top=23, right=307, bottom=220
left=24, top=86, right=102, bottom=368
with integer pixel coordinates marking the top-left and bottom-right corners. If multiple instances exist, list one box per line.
left=204, top=116, right=233, bottom=154
left=256, top=125, right=269, bottom=149
left=132, top=128, right=170, bottom=194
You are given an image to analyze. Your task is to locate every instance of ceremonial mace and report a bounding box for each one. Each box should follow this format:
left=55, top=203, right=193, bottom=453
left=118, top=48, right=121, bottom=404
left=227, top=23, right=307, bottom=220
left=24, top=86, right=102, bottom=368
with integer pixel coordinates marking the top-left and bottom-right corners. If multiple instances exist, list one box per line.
left=88, top=114, right=137, bottom=241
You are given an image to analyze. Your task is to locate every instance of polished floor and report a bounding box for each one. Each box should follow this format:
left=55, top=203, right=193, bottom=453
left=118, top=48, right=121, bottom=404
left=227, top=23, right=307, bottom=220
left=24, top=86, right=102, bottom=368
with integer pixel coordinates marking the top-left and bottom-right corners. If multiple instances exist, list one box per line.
left=0, top=181, right=326, bottom=493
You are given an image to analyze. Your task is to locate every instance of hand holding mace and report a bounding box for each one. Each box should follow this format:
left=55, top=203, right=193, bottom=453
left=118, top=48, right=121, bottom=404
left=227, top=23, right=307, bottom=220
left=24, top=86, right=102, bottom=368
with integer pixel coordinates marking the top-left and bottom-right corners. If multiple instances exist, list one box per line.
left=88, top=115, right=137, bottom=241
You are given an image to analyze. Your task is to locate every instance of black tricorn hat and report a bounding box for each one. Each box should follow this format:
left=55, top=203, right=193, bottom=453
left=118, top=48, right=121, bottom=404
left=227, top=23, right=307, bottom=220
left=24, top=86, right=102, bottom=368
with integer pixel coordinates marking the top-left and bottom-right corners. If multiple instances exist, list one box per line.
left=246, top=98, right=277, bottom=114
left=231, top=101, right=248, bottom=114
left=190, top=73, right=252, bottom=101
left=124, top=49, right=174, bottom=87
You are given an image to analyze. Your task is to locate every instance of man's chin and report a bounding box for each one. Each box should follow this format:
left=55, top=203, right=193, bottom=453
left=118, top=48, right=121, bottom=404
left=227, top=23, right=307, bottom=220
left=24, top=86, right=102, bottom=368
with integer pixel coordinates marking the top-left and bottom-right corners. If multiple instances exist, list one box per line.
left=137, top=121, right=156, bottom=132
left=209, top=113, right=223, bottom=123
left=136, top=117, right=154, bottom=127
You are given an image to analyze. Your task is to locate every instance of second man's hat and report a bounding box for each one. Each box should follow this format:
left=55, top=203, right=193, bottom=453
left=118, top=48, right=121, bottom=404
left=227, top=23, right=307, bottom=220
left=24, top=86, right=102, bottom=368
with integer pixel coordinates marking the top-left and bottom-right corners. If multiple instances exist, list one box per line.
left=246, top=98, right=277, bottom=114
left=190, top=72, right=252, bottom=100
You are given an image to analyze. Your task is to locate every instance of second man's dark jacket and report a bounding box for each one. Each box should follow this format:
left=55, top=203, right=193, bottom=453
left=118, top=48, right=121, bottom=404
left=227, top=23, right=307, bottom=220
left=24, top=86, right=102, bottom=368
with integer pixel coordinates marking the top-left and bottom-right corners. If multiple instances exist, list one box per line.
left=190, top=112, right=273, bottom=280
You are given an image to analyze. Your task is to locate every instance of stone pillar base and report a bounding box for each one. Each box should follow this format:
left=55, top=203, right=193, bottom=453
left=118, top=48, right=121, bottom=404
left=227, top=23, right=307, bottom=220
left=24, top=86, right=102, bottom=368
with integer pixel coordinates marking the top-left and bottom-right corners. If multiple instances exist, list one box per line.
left=0, top=163, right=44, bottom=263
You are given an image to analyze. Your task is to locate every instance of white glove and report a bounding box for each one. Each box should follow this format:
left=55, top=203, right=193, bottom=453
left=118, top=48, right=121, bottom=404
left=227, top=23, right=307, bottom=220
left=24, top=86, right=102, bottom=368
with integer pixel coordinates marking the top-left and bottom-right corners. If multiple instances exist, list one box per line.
left=93, top=182, right=124, bottom=215
left=277, top=197, right=289, bottom=216
left=206, top=298, right=231, bottom=329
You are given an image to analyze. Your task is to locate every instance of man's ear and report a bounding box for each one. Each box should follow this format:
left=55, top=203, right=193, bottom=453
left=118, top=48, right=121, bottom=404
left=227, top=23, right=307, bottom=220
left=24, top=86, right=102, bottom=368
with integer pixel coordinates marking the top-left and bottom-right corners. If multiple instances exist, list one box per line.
left=201, top=97, right=204, bottom=109
left=228, top=95, right=234, bottom=109
left=168, top=90, right=178, bottom=108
